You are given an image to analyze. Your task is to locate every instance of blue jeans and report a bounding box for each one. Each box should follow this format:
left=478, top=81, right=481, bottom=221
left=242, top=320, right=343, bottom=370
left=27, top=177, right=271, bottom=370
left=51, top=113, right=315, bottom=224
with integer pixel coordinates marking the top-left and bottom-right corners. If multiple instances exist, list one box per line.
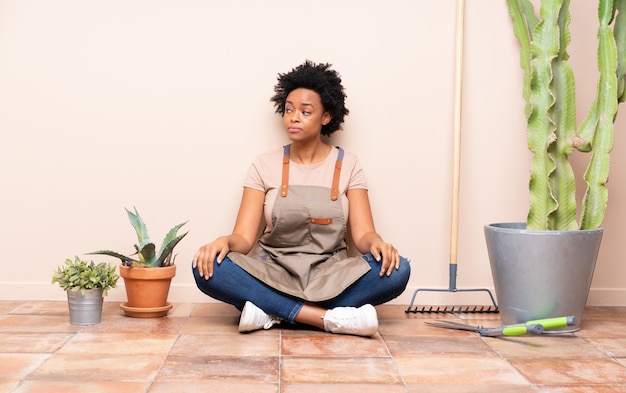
left=192, top=253, right=411, bottom=323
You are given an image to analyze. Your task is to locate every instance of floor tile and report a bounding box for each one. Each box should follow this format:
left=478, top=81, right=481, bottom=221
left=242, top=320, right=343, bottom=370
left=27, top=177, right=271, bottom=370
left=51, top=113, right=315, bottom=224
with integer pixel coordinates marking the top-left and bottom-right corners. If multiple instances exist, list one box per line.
left=100, top=302, right=193, bottom=318
left=101, top=302, right=126, bottom=317
left=536, top=386, right=626, bottom=392
left=510, top=358, right=626, bottom=385
left=162, top=302, right=195, bottom=317
left=406, top=384, right=536, bottom=392
left=281, top=383, right=409, bottom=392
left=191, top=302, right=241, bottom=317
left=394, top=356, right=529, bottom=385
left=384, top=335, right=498, bottom=358
left=378, top=318, right=476, bottom=337
left=576, top=314, right=626, bottom=338
left=0, top=315, right=81, bottom=333
left=84, top=314, right=186, bottom=335
left=0, top=380, right=19, bottom=393
left=279, top=325, right=327, bottom=336
left=12, top=381, right=149, bottom=393
left=281, top=357, right=402, bottom=384
left=182, top=316, right=253, bottom=335
left=27, top=353, right=164, bottom=382
left=170, top=333, right=278, bottom=357
left=483, top=335, right=606, bottom=359
left=0, top=354, right=50, bottom=380
left=149, top=381, right=278, bottom=393
left=375, top=304, right=416, bottom=319
left=155, top=355, right=278, bottom=383
left=0, top=301, right=25, bottom=315
left=8, top=301, right=71, bottom=316
left=0, top=333, right=71, bottom=353
left=584, top=337, right=626, bottom=358
left=281, top=334, right=389, bottom=357
left=57, top=333, right=178, bottom=355
left=581, top=306, right=626, bottom=319
left=1, top=301, right=625, bottom=391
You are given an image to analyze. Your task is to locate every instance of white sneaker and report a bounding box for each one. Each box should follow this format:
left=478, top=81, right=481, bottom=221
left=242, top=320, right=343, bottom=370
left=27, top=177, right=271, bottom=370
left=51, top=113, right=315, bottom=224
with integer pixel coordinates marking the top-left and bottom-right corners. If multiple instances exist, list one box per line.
left=238, top=301, right=281, bottom=333
left=323, top=304, right=378, bottom=337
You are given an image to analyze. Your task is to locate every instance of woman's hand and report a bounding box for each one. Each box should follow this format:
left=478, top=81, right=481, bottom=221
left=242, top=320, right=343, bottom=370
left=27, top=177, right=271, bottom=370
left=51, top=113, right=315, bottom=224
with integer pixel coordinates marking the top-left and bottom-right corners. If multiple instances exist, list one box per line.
left=193, top=187, right=265, bottom=280
left=370, top=239, right=400, bottom=277
left=193, top=236, right=230, bottom=280
left=346, top=189, right=401, bottom=277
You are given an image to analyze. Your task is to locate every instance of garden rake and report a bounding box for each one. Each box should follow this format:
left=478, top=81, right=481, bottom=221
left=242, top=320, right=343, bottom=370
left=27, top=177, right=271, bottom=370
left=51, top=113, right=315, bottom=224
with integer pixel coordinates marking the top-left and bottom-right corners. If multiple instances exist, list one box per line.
left=406, top=0, right=498, bottom=314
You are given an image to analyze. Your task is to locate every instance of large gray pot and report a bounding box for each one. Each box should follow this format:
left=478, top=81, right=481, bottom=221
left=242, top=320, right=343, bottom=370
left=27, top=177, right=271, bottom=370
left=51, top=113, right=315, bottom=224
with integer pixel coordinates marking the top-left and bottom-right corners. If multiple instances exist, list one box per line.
left=67, top=288, right=104, bottom=325
left=484, top=223, right=602, bottom=332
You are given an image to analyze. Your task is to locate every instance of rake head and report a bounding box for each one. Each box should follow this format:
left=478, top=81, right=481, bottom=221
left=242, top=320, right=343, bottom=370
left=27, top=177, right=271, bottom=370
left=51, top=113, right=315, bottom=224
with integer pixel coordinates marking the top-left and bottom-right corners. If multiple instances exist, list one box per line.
left=405, top=282, right=499, bottom=314
left=405, top=304, right=499, bottom=314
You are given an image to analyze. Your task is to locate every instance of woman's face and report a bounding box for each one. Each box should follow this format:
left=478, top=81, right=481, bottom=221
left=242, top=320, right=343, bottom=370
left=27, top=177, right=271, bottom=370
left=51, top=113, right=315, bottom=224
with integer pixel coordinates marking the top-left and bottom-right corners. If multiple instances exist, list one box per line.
left=283, top=88, right=331, bottom=143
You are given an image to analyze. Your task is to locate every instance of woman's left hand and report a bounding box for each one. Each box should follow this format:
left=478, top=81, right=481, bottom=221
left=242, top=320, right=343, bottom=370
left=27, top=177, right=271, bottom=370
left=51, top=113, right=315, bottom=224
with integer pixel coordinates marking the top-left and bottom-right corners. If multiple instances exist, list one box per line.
left=370, top=240, right=400, bottom=277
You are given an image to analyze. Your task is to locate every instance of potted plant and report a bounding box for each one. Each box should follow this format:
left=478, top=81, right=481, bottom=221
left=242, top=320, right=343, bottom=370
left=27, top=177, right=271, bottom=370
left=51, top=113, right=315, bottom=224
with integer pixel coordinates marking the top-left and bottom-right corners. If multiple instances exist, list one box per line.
left=485, top=0, right=626, bottom=331
left=52, top=256, right=119, bottom=325
left=88, top=207, right=188, bottom=318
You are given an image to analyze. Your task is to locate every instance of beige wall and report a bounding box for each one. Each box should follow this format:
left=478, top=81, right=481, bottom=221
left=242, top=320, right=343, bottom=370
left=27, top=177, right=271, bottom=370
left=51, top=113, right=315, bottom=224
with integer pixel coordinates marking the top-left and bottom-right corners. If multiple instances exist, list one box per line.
left=1, top=0, right=624, bottom=306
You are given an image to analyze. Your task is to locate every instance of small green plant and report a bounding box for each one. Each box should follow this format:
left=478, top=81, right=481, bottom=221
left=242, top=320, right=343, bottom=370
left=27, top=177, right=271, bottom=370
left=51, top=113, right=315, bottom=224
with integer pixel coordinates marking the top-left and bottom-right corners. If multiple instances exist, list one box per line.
left=88, top=207, right=188, bottom=268
left=52, top=256, right=119, bottom=296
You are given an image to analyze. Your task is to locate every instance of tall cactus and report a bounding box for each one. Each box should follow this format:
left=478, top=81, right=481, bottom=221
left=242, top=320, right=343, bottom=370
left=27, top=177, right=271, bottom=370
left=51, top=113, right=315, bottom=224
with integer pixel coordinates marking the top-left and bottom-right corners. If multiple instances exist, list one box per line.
left=507, top=0, right=626, bottom=230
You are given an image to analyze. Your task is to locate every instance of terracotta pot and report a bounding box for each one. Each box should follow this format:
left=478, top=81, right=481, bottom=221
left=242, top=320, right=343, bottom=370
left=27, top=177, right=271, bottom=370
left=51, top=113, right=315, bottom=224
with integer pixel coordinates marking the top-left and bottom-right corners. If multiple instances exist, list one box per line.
left=119, top=264, right=176, bottom=318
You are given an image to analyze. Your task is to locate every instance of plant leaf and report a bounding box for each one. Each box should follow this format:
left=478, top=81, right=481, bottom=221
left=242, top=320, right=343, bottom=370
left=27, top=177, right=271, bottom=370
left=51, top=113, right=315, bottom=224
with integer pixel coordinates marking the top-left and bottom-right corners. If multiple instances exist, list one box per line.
left=87, top=250, right=138, bottom=265
left=156, top=221, right=188, bottom=265
left=52, top=256, right=119, bottom=295
left=581, top=14, right=618, bottom=229
left=138, top=243, right=158, bottom=267
left=155, top=231, right=189, bottom=267
left=507, top=0, right=538, bottom=119
left=615, top=0, right=626, bottom=101
left=126, top=207, right=151, bottom=249
left=547, top=8, right=579, bottom=230
left=524, top=0, right=563, bottom=230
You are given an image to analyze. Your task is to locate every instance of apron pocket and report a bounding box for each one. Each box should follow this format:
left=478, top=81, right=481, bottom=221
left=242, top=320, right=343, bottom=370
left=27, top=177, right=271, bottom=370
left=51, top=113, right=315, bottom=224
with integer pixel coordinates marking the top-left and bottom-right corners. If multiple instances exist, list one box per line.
left=272, top=207, right=313, bottom=247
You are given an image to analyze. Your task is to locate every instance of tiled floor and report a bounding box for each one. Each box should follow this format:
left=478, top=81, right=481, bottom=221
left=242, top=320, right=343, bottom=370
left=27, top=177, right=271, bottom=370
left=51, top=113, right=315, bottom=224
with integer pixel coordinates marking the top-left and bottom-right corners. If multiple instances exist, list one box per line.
left=1, top=301, right=625, bottom=393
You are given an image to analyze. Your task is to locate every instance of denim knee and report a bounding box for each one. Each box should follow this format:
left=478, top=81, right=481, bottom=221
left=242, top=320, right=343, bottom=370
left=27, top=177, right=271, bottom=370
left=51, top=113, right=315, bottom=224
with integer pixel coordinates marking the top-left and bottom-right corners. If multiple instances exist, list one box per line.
left=362, top=253, right=411, bottom=285
left=397, top=256, right=411, bottom=286
left=192, top=265, right=212, bottom=295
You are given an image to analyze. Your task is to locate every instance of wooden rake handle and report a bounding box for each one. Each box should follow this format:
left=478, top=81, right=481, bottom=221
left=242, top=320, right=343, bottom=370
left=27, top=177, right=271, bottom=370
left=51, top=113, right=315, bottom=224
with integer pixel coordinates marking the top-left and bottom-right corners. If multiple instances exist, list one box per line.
left=450, top=0, right=465, bottom=266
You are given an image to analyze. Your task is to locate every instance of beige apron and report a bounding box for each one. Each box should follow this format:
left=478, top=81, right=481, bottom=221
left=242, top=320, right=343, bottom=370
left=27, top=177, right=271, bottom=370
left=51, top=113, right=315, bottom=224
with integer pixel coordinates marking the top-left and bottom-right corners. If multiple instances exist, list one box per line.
left=229, top=145, right=371, bottom=301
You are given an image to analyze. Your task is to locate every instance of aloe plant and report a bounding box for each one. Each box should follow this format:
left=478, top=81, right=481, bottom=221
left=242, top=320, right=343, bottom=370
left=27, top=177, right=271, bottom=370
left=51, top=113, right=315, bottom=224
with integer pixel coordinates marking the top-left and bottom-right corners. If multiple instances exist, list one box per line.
left=88, top=207, right=188, bottom=268
left=508, top=0, right=626, bottom=230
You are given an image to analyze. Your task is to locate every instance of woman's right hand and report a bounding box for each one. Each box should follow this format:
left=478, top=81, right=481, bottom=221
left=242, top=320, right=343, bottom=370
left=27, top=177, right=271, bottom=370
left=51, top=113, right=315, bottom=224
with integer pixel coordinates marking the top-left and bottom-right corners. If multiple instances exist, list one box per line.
left=193, top=187, right=265, bottom=280
left=193, top=236, right=230, bottom=280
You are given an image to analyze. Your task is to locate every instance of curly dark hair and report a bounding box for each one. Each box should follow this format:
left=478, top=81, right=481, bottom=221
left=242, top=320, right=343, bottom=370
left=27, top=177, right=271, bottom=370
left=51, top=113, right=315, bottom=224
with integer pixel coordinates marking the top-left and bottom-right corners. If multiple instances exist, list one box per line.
left=270, top=60, right=349, bottom=136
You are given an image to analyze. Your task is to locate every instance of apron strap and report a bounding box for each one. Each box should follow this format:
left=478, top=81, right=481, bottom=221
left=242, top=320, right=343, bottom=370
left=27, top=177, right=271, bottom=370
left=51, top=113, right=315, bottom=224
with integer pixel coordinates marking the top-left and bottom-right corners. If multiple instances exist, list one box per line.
left=330, top=147, right=344, bottom=201
left=280, top=144, right=344, bottom=200
left=280, top=145, right=290, bottom=197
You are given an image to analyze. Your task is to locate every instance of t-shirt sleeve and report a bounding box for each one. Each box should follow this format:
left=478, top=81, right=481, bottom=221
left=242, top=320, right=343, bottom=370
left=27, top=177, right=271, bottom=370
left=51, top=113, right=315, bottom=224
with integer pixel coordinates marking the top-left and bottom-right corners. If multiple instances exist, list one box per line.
left=346, top=154, right=368, bottom=191
left=243, top=158, right=266, bottom=192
